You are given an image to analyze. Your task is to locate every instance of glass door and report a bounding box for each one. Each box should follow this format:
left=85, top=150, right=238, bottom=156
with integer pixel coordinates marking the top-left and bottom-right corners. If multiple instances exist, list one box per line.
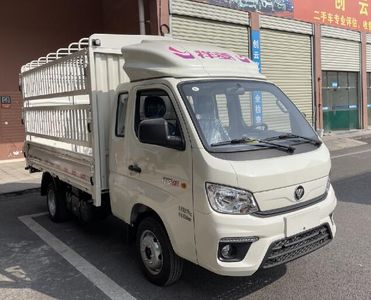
left=322, top=71, right=359, bottom=131
left=367, top=73, right=371, bottom=125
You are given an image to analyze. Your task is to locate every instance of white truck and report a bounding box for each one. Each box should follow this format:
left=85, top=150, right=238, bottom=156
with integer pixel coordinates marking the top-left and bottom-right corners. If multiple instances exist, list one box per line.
left=21, top=34, right=337, bottom=286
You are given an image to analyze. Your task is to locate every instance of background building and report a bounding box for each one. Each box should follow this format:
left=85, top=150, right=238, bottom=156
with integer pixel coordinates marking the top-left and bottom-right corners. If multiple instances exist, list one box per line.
left=1, top=0, right=371, bottom=160
left=0, top=0, right=162, bottom=160
left=169, top=0, right=371, bottom=133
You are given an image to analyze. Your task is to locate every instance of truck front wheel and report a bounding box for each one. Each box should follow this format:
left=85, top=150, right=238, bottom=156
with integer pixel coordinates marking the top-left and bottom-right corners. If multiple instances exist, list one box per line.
left=136, top=217, right=183, bottom=286
left=46, top=182, right=69, bottom=222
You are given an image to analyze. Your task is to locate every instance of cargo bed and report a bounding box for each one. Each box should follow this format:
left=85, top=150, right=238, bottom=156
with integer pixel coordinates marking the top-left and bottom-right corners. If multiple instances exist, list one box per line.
left=21, top=34, right=166, bottom=205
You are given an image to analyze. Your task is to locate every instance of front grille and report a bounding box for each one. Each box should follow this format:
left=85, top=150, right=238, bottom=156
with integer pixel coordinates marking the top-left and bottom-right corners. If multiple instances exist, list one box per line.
left=261, top=224, right=332, bottom=269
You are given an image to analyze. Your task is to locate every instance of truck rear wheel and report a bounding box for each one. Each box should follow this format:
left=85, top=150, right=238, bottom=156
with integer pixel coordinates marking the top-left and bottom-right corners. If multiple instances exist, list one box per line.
left=136, top=217, right=183, bottom=286
left=46, top=182, right=69, bottom=222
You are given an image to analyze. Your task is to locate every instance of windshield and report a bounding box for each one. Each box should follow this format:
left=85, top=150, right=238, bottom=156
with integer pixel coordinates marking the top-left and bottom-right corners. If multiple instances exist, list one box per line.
left=179, top=80, right=319, bottom=151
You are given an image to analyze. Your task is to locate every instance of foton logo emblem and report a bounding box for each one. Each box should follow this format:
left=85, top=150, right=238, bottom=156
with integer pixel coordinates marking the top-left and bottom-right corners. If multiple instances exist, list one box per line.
left=295, top=186, right=305, bottom=201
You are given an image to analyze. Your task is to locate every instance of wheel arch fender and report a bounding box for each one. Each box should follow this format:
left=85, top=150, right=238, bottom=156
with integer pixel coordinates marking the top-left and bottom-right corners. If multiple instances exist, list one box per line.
left=41, top=172, right=55, bottom=196
left=41, top=172, right=65, bottom=196
left=130, top=203, right=180, bottom=255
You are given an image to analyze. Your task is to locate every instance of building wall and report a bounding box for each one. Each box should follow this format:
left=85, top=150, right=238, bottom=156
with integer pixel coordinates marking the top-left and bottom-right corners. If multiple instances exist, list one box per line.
left=0, top=0, right=140, bottom=160
left=101, top=0, right=140, bottom=34
left=169, top=0, right=370, bottom=132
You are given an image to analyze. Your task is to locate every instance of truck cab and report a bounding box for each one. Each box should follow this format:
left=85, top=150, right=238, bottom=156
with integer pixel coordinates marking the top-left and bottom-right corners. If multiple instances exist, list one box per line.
left=21, top=36, right=336, bottom=287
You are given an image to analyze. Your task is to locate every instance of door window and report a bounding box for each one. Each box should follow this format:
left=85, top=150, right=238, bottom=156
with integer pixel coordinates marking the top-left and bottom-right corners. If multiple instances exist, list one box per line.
left=115, top=93, right=129, bottom=137
left=134, top=89, right=182, bottom=138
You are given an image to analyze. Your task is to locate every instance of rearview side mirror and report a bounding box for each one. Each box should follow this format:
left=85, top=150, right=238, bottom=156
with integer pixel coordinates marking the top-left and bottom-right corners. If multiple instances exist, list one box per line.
left=138, top=118, right=184, bottom=150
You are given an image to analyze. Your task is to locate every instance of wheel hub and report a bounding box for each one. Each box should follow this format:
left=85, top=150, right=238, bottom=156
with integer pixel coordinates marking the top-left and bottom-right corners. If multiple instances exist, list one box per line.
left=140, top=230, right=163, bottom=275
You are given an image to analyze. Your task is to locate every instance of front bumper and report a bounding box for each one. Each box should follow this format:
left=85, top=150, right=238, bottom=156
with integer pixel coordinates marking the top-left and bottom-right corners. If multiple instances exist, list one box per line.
left=194, top=186, right=337, bottom=276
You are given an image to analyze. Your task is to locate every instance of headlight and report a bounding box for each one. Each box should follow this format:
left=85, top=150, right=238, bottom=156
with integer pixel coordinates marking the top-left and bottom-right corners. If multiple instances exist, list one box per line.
left=206, top=183, right=258, bottom=214
left=326, top=178, right=331, bottom=193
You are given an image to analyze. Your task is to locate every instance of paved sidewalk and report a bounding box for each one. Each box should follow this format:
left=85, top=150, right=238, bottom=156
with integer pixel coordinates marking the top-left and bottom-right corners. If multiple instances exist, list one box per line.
left=322, top=129, right=371, bottom=151
left=0, top=159, right=41, bottom=194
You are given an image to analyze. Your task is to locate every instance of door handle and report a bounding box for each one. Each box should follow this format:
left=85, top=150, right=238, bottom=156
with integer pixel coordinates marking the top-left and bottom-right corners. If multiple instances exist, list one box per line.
left=128, top=164, right=142, bottom=173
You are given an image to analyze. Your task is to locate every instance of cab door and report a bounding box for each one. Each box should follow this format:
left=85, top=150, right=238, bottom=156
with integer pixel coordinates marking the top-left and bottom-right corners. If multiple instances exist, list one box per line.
left=110, top=83, right=196, bottom=263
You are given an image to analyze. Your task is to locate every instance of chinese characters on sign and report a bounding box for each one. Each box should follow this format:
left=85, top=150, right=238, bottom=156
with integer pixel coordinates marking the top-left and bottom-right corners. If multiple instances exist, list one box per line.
left=250, top=30, right=263, bottom=125
left=251, top=30, right=262, bottom=73
left=335, top=0, right=345, bottom=12
left=252, top=91, right=263, bottom=126
left=295, top=0, right=371, bottom=31
left=192, top=0, right=371, bottom=32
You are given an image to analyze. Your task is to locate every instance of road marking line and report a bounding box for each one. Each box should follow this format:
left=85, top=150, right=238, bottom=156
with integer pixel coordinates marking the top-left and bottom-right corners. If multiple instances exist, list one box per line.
left=332, top=149, right=371, bottom=159
left=18, top=213, right=136, bottom=300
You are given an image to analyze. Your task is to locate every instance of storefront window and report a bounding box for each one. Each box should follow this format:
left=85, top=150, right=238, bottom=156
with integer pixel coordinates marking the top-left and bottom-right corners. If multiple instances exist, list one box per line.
left=322, top=71, right=359, bottom=131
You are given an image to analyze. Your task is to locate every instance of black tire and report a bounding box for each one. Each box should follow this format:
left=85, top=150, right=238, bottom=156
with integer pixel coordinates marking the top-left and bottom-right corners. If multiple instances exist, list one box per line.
left=46, top=181, right=69, bottom=223
left=136, top=217, right=183, bottom=286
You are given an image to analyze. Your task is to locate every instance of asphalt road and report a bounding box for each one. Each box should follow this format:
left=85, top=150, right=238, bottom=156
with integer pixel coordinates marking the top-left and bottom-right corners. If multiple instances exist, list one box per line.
left=1, top=142, right=371, bottom=300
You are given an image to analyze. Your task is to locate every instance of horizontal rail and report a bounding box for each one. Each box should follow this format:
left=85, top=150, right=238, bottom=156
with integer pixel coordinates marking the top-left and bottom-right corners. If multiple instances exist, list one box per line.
left=21, top=37, right=89, bottom=72
left=25, top=132, right=91, bottom=147
left=23, top=90, right=89, bottom=102
left=24, top=104, right=91, bottom=148
left=24, top=104, right=90, bottom=112
left=25, top=141, right=93, bottom=194
left=21, top=50, right=89, bottom=99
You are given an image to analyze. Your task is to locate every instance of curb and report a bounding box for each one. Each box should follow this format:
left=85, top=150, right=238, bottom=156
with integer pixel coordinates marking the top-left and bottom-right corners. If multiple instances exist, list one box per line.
left=0, top=158, right=25, bottom=164
left=0, top=187, right=40, bottom=197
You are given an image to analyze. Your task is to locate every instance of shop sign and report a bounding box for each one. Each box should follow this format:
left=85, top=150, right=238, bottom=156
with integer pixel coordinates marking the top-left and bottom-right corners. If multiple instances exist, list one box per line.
left=294, top=0, right=371, bottom=32
left=251, top=30, right=262, bottom=72
left=190, top=0, right=371, bottom=32
left=250, top=30, right=263, bottom=125
left=190, top=0, right=294, bottom=16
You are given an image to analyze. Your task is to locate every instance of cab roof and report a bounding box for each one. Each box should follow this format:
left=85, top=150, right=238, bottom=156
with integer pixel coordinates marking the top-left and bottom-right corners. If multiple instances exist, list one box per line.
left=121, top=40, right=265, bottom=81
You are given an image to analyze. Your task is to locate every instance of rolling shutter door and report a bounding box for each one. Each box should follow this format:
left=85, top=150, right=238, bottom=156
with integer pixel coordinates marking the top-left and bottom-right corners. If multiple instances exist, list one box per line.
left=170, top=15, right=249, bottom=56
left=367, top=44, right=371, bottom=72
left=321, top=38, right=360, bottom=71
left=170, top=0, right=250, bottom=125
left=367, top=35, right=371, bottom=72
left=260, top=29, right=313, bottom=125
left=171, top=15, right=249, bottom=126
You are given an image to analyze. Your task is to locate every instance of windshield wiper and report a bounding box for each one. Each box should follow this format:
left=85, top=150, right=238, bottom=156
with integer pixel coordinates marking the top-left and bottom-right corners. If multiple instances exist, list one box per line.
left=264, top=133, right=322, bottom=146
left=211, top=137, right=295, bottom=153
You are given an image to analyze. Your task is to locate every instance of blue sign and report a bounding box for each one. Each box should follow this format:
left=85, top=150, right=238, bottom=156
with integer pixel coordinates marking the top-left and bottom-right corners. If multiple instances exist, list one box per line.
left=251, top=30, right=261, bottom=72
left=331, top=82, right=338, bottom=89
left=251, top=30, right=262, bottom=125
